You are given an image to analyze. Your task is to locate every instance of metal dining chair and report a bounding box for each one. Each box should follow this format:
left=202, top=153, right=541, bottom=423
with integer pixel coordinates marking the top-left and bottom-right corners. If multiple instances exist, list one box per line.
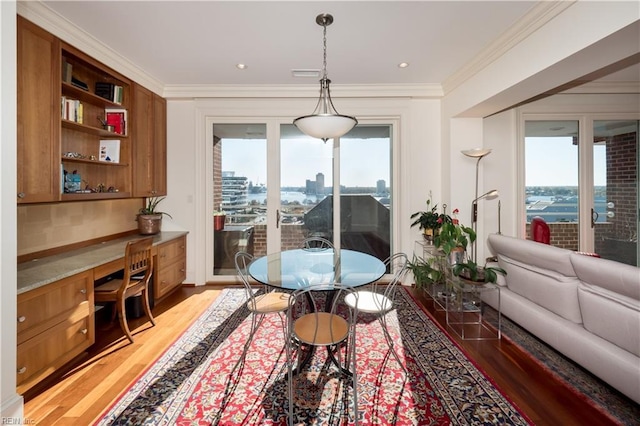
left=94, top=237, right=156, bottom=344
left=233, top=252, right=291, bottom=371
left=300, top=236, right=334, bottom=250
left=343, top=252, right=408, bottom=371
left=285, top=284, right=360, bottom=425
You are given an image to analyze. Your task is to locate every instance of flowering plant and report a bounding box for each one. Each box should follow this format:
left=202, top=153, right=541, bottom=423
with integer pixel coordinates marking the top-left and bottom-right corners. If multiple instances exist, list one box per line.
left=410, top=192, right=449, bottom=231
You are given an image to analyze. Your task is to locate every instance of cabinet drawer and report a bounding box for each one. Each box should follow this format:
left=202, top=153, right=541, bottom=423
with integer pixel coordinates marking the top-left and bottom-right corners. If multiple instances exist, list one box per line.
left=17, top=271, right=93, bottom=343
left=157, top=236, right=186, bottom=264
left=155, top=257, right=186, bottom=299
left=17, top=314, right=93, bottom=393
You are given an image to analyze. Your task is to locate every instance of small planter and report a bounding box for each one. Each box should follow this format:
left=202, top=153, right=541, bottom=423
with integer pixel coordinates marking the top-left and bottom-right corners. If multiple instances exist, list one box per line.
left=137, top=214, right=163, bottom=235
left=448, top=247, right=465, bottom=265
left=214, top=214, right=226, bottom=231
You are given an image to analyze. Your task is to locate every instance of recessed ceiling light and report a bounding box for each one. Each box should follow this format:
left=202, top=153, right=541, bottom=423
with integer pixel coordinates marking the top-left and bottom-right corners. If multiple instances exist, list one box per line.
left=236, top=63, right=247, bottom=70
left=398, top=62, right=409, bottom=68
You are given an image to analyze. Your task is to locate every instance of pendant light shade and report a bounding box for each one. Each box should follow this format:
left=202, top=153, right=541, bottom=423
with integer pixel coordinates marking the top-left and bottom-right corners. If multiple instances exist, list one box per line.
left=293, top=14, right=357, bottom=142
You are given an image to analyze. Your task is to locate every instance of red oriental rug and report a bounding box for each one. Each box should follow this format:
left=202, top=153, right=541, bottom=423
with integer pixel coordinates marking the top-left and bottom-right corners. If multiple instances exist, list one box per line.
left=94, top=287, right=531, bottom=425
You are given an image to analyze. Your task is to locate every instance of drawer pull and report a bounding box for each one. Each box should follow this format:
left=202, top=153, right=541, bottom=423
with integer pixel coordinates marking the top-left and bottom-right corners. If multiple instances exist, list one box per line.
left=80, top=328, right=88, bottom=335
left=17, top=316, right=26, bottom=323
left=180, top=269, right=185, bottom=272
left=80, top=288, right=87, bottom=294
left=17, top=367, right=27, bottom=374
left=17, top=192, right=26, bottom=199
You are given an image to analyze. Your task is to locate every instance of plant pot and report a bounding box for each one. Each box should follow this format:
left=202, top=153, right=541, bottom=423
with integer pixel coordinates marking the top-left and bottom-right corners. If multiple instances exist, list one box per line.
left=137, top=214, right=162, bottom=235
left=214, top=215, right=226, bottom=231
left=423, top=228, right=435, bottom=245
left=448, top=247, right=465, bottom=265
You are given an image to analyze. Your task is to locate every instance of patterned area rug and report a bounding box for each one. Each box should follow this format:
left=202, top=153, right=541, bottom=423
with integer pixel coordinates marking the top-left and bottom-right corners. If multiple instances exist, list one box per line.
left=95, top=288, right=532, bottom=425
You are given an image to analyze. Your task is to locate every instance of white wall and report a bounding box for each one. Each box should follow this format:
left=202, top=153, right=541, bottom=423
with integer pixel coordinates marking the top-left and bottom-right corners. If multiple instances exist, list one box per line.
left=164, top=97, right=441, bottom=284
left=0, top=0, right=23, bottom=421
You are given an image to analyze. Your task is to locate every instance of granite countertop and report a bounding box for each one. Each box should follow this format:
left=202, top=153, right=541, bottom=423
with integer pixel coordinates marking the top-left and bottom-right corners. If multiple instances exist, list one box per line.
left=17, top=231, right=188, bottom=294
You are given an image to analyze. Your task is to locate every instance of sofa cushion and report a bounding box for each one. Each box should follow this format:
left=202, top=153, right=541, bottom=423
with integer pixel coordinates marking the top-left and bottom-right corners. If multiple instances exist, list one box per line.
left=571, top=253, right=640, bottom=356
left=487, top=234, right=582, bottom=323
left=496, top=254, right=582, bottom=324
left=578, top=283, right=640, bottom=356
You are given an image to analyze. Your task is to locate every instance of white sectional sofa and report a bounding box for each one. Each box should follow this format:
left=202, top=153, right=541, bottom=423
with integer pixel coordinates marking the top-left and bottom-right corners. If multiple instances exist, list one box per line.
left=482, top=233, right=640, bottom=404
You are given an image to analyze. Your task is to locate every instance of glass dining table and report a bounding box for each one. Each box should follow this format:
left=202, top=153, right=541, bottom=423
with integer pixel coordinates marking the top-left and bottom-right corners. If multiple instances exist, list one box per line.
left=248, top=248, right=386, bottom=376
left=248, top=248, right=386, bottom=291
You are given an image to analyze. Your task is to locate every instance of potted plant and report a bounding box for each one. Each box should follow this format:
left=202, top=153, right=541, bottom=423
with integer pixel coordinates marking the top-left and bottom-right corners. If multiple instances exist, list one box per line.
left=406, top=254, right=445, bottom=292
left=452, top=259, right=506, bottom=284
left=137, top=196, right=172, bottom=235
left=433, top=216, right=476, bottom=265
left=410, top=193, right=448, bottom=244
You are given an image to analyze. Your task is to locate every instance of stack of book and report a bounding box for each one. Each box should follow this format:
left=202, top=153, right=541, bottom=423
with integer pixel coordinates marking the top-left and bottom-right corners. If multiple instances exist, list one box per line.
left=104, top=108, right=127, bottom=135
left=61, top=97, right=83, bottom=123
left=95, top=82, right=124, bottom=104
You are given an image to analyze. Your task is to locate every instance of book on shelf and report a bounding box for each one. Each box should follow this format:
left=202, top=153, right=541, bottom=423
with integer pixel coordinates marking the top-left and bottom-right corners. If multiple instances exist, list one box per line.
left=62, top=59, right=72, bottom=83
left=95, top=82, right=124, bottom=104
left=61, top=97, right=83, bottom=123
left=99, top=139, right=120, bottom=163
left=71, top=77, right=88, bottom=91
left=104, top=108, right=127, bottom=135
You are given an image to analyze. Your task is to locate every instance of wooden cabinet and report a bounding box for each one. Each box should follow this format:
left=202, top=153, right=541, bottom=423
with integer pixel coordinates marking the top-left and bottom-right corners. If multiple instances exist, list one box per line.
left=17, top=18, right=168, bottom=204
left=59, top=42, right=132, bottom=201
left=17, top=16, right=60, bottom=203
left=132, top=84, right=167, bottom=197
left=155, top=235, right=186, bottom=300
left=17, top=271, right=94, bottom=394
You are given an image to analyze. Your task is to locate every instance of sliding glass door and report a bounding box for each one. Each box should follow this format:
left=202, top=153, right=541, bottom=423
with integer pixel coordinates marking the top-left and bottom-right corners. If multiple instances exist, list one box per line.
left=524, top=118, right=638, bottom=266
left=210, top=122, right=394, bottom=278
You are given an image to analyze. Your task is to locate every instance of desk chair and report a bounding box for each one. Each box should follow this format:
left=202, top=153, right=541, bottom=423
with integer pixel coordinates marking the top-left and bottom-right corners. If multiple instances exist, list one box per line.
left=94, top=237, right=156, bottom=343
left=286, top=284, right=360, bottom=425
left=233, top=252, right=291, bottom=371
left=300, top=236, right=334, bottom=250
left=344, top=252, right=408, bottom=371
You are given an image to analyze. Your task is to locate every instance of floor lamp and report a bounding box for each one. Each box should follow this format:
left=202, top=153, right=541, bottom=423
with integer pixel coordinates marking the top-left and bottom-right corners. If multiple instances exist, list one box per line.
left=471, top=189, right=499, bottom=263
left=462, top=148, right=492, bottom=263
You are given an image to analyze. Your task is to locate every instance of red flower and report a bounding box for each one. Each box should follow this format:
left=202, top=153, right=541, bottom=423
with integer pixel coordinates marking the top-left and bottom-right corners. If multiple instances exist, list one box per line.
left=437, top=217, right=443, bottom=224
left=453, top=208, right=459, bottom=214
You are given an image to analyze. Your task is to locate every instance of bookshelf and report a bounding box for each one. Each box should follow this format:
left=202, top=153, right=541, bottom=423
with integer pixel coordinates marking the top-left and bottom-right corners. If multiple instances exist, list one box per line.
left=59, top=41, right=132, bottom=200
left=18, top=17, right=167, bottom=204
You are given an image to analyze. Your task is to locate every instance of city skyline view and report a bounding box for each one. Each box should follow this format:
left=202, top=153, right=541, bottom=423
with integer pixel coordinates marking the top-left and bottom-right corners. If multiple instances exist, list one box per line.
left=222, top=137, right=391, bottom=188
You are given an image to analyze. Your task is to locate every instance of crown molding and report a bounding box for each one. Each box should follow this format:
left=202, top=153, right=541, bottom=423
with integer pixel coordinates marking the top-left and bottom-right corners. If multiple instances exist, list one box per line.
left=442, top=1, right=575, bottom=95
left=162, top=83, right=443, bottom=100
left=17, top=1, right=164, bottom=95
left=558, top=81, right=640, bottom=94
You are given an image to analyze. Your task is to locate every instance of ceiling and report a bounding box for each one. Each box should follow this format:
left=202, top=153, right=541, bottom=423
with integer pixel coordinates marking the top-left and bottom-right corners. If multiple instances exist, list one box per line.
left=42, top=1, right=544, bottom=87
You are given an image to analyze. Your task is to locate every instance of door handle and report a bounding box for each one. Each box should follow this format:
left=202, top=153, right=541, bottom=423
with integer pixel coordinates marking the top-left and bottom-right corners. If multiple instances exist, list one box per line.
left=591, top=208, right=599, bottom=228
left=276, top=209, right=280, bottom=229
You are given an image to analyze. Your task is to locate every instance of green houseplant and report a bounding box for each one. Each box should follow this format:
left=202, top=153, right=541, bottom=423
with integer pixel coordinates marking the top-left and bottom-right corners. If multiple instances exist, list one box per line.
left=433, top=217, right=476, bottom=259
left=452, top=259, right=506, bottom=284
left=410, top=194, right=448, bottom=243
left=406, top=254, right=445, bottom=291
left=137, top=196, right=172, bottom=235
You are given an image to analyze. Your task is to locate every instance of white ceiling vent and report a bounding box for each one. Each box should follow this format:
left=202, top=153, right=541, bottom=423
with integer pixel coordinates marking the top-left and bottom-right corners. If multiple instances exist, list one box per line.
left=292, top=69, right=321, bottom=78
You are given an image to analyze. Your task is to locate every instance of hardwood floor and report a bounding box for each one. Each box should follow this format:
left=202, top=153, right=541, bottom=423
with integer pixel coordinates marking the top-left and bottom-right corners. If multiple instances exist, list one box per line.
left=23, top=285, right=620, bottom=425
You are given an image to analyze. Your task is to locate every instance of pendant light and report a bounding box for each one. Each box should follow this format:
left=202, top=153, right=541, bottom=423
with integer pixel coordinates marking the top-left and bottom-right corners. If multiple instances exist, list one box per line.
left=293, top=13, right=357, bottom=142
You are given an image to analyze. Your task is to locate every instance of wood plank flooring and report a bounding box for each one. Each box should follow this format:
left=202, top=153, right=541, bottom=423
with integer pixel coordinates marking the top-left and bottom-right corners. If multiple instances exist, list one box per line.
left=23, top=285, right=619, bottom=425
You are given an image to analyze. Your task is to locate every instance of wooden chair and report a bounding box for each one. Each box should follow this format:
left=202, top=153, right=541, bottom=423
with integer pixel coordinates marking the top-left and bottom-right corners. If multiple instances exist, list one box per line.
left=94, top=237, right=156, bottom=343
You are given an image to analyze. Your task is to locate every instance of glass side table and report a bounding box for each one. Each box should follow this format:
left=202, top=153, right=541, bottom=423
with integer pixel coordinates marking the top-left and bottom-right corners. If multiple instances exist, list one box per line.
left=445, top=277, right=501, bottom=340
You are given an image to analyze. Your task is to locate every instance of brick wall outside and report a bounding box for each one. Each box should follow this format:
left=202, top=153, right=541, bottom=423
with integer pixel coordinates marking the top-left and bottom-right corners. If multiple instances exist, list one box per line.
left=250, top=224, right=307, bottom=257
left=213, top=136, right=222, bottom=211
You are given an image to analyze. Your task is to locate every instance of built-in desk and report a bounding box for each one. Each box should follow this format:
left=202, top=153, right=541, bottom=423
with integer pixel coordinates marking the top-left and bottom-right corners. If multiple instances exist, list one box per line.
left=16, top=231, right=187, bottom=394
